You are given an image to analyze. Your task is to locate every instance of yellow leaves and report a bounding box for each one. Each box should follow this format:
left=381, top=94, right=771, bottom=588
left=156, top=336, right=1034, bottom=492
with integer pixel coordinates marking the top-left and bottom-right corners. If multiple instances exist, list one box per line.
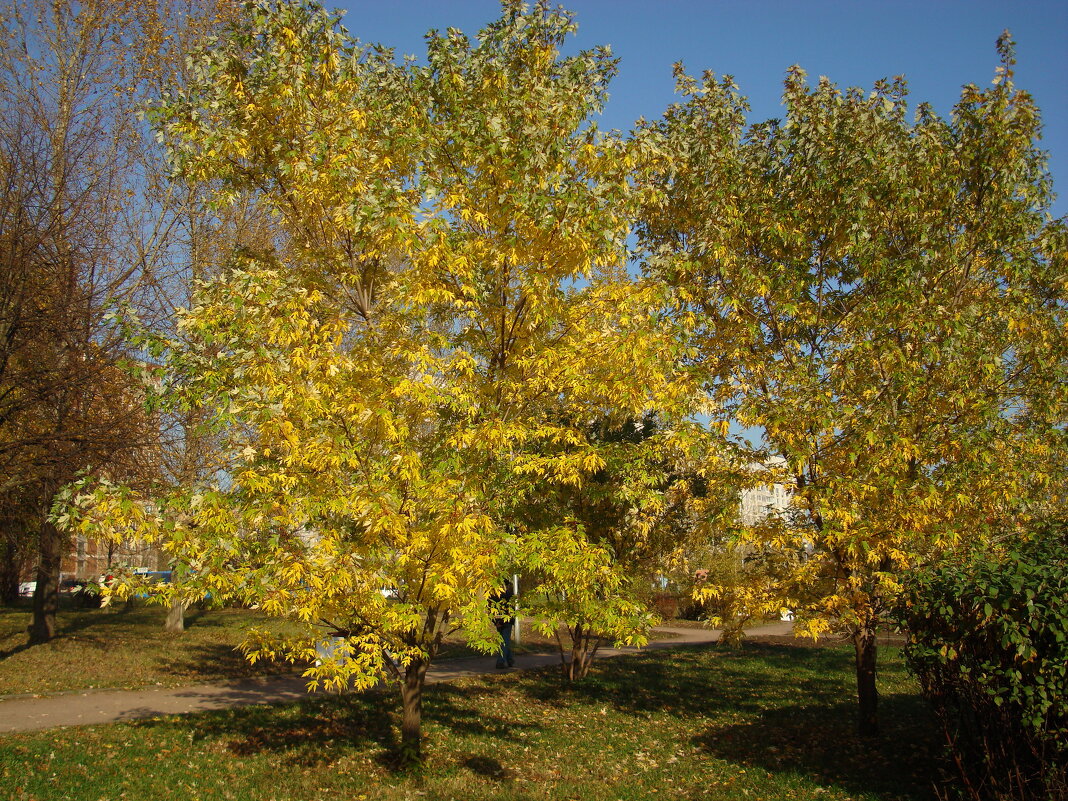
left=582, top=450, right=606, bottom=474
left=455, top=206, right=489, bottom=227
left=1006, top=314, right=1039, bottom=339
left=273, top=418, right=299, bottom=448
left=120, top=0, right=720, bottom=700
left=280, top=560, right=306, bottom=586
left=319, top=49, right=340, bottom=79
left=794, top=617, right=833, bottom=641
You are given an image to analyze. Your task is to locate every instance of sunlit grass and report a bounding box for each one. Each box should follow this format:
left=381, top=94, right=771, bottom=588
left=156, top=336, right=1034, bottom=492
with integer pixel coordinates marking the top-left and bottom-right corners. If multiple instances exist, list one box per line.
left=0, top=602, right=302, bottom=696
left=0, top=602, right=595, bottom=696
left=0, top=641, right=948, bottom=800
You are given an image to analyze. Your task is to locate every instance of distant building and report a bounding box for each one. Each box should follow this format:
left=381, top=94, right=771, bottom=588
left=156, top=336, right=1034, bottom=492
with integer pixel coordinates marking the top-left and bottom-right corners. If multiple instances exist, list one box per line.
left=18, top=535, right=166, bottom=589
left=62, top=534, right=165, bottom=580
left=738, top=457, right=790, bottom=526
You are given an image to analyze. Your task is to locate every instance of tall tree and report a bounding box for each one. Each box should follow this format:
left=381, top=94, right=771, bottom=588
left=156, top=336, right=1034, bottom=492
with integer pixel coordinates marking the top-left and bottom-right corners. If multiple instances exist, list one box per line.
left=640, top=39, right=1067, bottom=736
left=1, top=0, right=152, bottom=636
left=0, top=0, right=240, bottom=634
left=82, top=0, right=676, bottom=763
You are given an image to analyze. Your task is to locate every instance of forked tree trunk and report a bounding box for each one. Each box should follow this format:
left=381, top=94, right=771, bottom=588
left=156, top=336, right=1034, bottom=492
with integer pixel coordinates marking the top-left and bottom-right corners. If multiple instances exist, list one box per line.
left=399, top=656, right=430, bottom=764
left=560, top=622, right=600, bottom=681
left=28, top=519, right=63, bottom=644
left=853, top=623, right=879, bottom=738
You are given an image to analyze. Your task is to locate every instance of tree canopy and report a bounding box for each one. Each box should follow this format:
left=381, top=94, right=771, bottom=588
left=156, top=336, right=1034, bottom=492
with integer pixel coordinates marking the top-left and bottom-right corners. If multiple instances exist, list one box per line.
left=639, top=36, right=1067, bottom=735
left=56, top=0, right=1067, bottom=763
left=79, top=0, right=685, bottom=761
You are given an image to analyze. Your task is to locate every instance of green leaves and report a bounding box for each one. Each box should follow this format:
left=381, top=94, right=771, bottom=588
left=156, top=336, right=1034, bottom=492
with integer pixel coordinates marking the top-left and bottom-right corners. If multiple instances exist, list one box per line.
left=895, top=521, right=1068, bottom=797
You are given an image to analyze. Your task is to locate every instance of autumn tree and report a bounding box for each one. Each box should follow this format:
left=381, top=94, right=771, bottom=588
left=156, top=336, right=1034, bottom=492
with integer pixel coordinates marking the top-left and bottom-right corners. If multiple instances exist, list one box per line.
left=640, top=39, right=1067, bottom=736
left=80, top=0, right=676, bottom=763
left=0, top=0, right=157, bottom=637
left=0, top=0, right=243, bottom=632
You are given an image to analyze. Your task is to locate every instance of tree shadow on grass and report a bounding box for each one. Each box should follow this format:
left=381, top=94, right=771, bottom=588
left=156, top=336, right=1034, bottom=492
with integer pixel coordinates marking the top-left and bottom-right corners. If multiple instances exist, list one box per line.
left=0, top=600, right=137, bottom=656
left=462, top=754, right=512, bottom=780
left=518, top=642, right=851, bottom=720
left=3, top=598, right=213, bottom=642
left=155, top=641, right=298, bottom=682
left=129, top=679, right=543, bottom=775
left=418, top=682, right=544, bottom=785
left=511, top=641, right=947, bottom=801
left=133, top=690, right=400, bottom=770
left=691, top=692, right=948, bottom=800
left=0, top=618, right=117, bottom=659
left=425, top=682, right=542, bottom=744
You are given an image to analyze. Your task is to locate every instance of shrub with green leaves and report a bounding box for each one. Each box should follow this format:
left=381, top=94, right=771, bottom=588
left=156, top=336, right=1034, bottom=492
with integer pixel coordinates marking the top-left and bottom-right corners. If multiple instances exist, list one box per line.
left=895, top=522, right=1068, bottom=801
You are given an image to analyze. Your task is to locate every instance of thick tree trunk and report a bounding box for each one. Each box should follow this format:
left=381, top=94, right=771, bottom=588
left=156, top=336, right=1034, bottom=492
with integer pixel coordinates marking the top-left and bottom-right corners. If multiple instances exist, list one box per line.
left=853, top=624, right=879, bottom=738
left=164, top=598, right=188, bottom=633
left=399, top=657, right=429, bottom=764
left=28, top=519, right=63, bottom=644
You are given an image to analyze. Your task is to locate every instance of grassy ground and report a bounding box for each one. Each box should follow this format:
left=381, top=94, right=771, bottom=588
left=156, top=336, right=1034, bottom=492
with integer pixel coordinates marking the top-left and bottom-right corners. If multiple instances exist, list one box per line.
left=0, top=640, right=947, bottom=801
left=0, top=600, right=306, bottom=696
left=0, top=601, right=593, bottom=696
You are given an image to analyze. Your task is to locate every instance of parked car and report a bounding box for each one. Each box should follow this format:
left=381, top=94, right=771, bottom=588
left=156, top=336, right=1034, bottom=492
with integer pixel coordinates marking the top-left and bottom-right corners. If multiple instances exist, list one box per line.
left=56, top=576, right=106, bottom=608
left=58, top=577, right=84, bottom=594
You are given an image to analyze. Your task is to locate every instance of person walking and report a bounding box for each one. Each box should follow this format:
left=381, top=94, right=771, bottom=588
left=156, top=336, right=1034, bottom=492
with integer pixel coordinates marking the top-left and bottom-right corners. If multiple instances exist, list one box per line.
left=490, top=579, right=516, bottom=669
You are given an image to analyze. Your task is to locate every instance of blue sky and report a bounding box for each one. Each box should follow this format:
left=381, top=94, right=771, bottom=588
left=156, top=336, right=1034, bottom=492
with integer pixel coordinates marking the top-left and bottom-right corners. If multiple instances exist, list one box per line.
left=335, top=0, right=1068, bottom=219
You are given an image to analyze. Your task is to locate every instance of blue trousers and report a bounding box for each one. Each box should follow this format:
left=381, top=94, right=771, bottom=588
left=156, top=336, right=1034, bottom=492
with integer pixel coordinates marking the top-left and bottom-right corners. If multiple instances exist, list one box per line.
left=495, top=621, right=514, bottom=667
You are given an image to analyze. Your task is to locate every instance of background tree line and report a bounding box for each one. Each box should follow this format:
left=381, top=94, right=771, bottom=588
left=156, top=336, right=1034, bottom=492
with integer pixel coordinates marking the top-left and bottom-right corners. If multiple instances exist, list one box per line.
left=0, top=0, right=247, bottom=638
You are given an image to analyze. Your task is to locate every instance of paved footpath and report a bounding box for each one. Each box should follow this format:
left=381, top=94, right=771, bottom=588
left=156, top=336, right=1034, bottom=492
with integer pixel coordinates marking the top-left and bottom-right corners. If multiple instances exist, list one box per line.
left=0, top=621, right=793, bottom=734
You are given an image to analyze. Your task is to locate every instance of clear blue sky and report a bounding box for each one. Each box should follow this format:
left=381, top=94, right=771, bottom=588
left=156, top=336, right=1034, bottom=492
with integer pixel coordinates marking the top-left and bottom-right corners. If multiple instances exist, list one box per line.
left=335, top=0, right=1068, bottom=218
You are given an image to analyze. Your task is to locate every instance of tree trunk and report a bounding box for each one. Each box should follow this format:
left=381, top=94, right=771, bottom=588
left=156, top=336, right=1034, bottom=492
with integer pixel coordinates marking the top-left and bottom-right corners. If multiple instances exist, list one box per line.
left=0, top=566, right=17, bottom=605
left=853, top=624, right=879, bottom=737
left=164, top=598, right=188, bottom=633
left=563, top=623, right=599, bottom=681
left=0, top=537, right=23, bottom=605
left=399, top=656, right=429, bottom=764
left=28, top=519, right=63, bottom=644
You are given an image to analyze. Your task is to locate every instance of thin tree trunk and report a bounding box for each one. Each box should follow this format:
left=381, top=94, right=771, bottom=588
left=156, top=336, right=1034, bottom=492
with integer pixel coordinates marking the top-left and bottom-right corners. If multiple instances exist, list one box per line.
left=564, top=623, right=600, bottom=681
left=0, top=536, right=23, bottom=605
left=853, top=623, right=879, bottom=737
left=399, top=656, right=429, bottom=764
left=563, top=623, right=585, bottom=681
left=566, top=641, right=584, bottom=681
left=28, top=518, right=62, bottom=644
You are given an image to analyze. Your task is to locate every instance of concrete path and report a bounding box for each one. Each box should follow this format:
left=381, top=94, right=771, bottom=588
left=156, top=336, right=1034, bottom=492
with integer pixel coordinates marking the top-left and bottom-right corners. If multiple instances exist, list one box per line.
left=0, top=621, right=793, bottom=734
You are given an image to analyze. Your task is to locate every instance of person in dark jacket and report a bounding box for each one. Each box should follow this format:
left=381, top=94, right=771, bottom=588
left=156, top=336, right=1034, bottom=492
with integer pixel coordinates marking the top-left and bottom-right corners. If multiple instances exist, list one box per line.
left=490, top=579, right=516, bottom=668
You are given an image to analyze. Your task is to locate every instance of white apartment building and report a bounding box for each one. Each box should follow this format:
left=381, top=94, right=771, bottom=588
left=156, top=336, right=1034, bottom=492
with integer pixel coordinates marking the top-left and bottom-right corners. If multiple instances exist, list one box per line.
left=738, top=457, right=791, bottom=526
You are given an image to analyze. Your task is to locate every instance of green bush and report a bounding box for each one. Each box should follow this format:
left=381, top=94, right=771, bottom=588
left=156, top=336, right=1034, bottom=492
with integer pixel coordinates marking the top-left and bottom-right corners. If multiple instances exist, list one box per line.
left=895, top=522, right=1068, bottom=801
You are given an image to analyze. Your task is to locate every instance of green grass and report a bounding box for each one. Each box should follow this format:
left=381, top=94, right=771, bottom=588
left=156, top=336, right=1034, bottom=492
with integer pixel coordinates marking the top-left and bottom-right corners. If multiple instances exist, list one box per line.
left=0, top=602, right=620, bottom=697
left=0, top=641, right=948, bottom=800
left=0, top=601, right=303, bottom=696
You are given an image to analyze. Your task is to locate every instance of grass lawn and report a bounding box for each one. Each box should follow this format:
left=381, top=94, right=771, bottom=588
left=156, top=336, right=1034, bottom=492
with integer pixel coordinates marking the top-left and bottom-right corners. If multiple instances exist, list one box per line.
left=0, top=601, right=589, bottom=697
left=0, top=601, right=309, bottom=696
left=0, top=639, right=947, bottom=801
